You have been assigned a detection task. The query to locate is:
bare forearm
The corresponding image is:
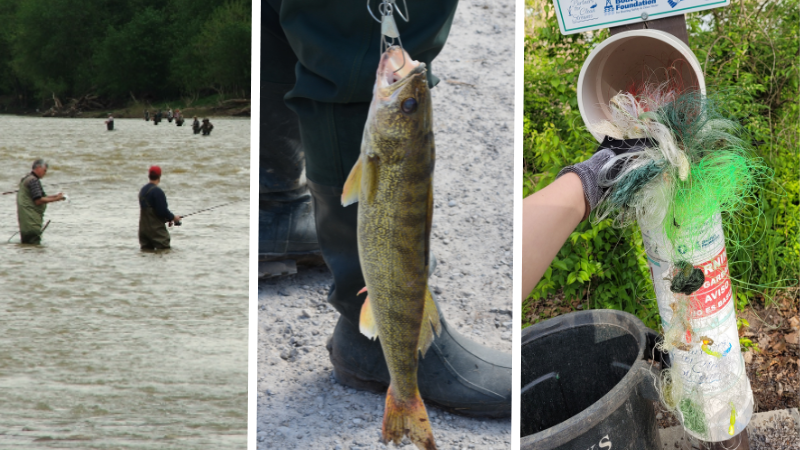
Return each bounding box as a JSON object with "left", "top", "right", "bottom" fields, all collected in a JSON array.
[
  {"left": 34, "top": 194, "right": 63, "bottom": 205},
  {"left": 521, "top": 173, "right": 587, "bottom": 301}
]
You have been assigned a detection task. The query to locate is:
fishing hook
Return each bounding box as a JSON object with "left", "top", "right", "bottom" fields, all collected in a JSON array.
[{"left": 367, "top": 0, "right": 410, "bottom": 73}]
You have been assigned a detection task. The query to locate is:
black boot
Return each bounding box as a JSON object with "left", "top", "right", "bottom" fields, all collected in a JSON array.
[
  {"left": 310, "top": 181, "right": 511, "bottom": 419},
  {"left": 259, "top": 81, "right": 323, "bottom": 271}
]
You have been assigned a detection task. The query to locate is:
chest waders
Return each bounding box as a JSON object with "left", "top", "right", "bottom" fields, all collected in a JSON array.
[
  {"left": 138, "top": 185, "right": 171, "bottom": 249},
  {"left": 17, "top": 175, "right": 46, "bottom": 244}
]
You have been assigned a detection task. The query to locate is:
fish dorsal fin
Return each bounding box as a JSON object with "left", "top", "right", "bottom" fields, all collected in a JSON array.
[
  {"left": 341, "top": 157, "right": 363, "bottom": 206},
  {"left": 359, "top": 289, "right": 379, "bottom": 340},
  {"left": 418, "top": 289, "right": 441, "bottom": 357}
]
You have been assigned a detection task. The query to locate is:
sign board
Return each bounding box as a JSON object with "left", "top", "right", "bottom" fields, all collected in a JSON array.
[{"left": 552, "top": 0, "right": 729, "bottom": 34}]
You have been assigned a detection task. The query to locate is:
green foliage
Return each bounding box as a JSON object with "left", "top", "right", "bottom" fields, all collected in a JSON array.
[
  {"left": 10, "top": 0, "right": 111, "bottom": 96},
  {"left": 169, "top": 0, "right": 251, "bottom": 97},
  {"left": 531, "top": 218, "right": 660, "bottom": 329},
  {"left": 739, "top": 337, "right": 759, "bottom": 352},
  {"left": 736, "top": 317, "right": 760, "bottom": 352},
  {"left": 0, "top": 0, "right": 251, "bottom": 105},
  {"left": 686, "top": 0, "right": 799, "bottom": 302},
  {"left": 196, "top": 0, "right": 251, "bottom": 95},
  {"left": 93, "top": 8, "right": 175, "bottom": 98},
  {"left": 522, "top": 2, "right": 659, "bottom": 329},
  {"left": 523, "top": 0, "right": 798, "bottom": 329}
]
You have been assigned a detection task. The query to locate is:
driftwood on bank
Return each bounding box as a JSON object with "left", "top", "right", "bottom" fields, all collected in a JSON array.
[
  {"left": 212, "top": 98, "right": 251, "bottom": 117},
  {"left": 42, "top": 92, "right": 110, "bottom": 117}
]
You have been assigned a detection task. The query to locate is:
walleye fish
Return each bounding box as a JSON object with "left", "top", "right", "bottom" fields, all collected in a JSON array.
[{"left": 341, "top": 46, "right": 441, "bottom": 450}]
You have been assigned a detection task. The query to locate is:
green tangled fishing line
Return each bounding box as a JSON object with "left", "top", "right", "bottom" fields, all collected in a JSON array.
[
  {"left": 679, "top": 397, "right": 708, "bottom": 437},
  {"left": 591, "top": 89, "right": 773, "bottom": 264}
]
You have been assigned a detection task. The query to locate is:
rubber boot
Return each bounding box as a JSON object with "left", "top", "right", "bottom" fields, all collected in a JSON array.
[
  {"left": 310, "top": 181, "right": 512, "bottom": 419},
  {"left": 259, "top": 81, "right": 324, "bottom": 273}
]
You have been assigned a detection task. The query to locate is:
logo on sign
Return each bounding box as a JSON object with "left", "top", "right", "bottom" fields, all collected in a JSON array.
[
  {"left": 567, "top": 0, "right": 600, "bottom": 21},
  {"left": 615, "top": 0, "right": 657, "bottom": 11}
]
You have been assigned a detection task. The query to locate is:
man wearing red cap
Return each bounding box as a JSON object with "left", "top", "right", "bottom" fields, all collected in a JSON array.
[{"left": 138, "top": 165, "right": 182, "bottom": 250}]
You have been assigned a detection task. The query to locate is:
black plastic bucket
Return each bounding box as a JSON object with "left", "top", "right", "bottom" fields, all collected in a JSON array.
[{"left": 521, "top": 310, "right": 665, "bottom": 450}]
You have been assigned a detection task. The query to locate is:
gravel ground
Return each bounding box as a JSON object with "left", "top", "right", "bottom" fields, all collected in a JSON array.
[
  {"left": 258, "top": 1, "right": 515, "bottom": 449},
  {"left": 658, "top": 409, "right": 800, "bottom": 449},
  {"left": 748, "top": 413, "right": 800, "bottom": 450}
]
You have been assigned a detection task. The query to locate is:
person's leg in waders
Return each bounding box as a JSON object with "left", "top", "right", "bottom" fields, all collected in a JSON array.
[
  {"left": 260, "top": 8, "right": 324, "bottom": 276},
  {"left": 17, "top": 208, "right": 44, "bottom": 244},
  {"left": 19, "top": 225, "right": 43, "bottom": 245},
  {"left": 138, "top": 210, "right": 171, "bottom": 250},
  {"left": 270, "top": 0, "right": 511, "bottom": 418},
  {"left": 138, "top": 219, "right": 170, "bottom": 250}
]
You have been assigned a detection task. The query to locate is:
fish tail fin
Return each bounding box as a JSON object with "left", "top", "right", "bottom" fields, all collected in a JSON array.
[
  {"left": 382, "top": 386, "right": 437, "bottom": 450},
  {"left": 418, "top": 289, "right": 442, "bottom": 356}
]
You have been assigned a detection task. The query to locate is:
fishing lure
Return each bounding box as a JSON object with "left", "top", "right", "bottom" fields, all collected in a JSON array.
[
  {"left": 728, "top": 403, "right": 737, "bottom": 435},
  {"left": 700, "top": 337, "right": 722, "bottom": 358}
]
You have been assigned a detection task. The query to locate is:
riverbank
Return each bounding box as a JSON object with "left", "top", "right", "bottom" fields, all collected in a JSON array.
[{"left": 0, "top": 95, "right": 250, "bottom": 119}]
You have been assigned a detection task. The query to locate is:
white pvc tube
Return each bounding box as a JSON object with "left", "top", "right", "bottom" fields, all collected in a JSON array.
[
  {"left": 641, "top": 214, "right": 754, "bottom": 442},
  {"left": 577, "top": 30, "right": 706, "bottom": 142}
]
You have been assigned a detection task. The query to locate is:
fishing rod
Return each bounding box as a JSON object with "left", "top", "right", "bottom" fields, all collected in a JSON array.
[
  {"left": 7, "top": 219, "right": 50, "bottom": 243},
  {"left": 2, "top": 179, "right": 102, "bottom": 195},
  {"left": 174, "top": 200, "right": 244, "bottom": 225}
]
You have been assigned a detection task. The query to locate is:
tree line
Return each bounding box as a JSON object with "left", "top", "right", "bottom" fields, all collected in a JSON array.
[{"left": 0, "top": 0, "right": 251, "bottom": 109}]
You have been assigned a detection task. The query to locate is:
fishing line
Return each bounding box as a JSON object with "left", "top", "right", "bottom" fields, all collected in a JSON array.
[
  {"left": 7, "top": 220, "right": 50, "bottom": 243},
  {"left": 174, "top": 199, "right": 245, "bottom": 224},
  {"left": 2, "top": 178, "right": 106, "bottom": 195}
]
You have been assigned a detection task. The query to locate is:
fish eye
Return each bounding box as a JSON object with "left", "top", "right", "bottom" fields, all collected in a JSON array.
[{"left": 401, "top": 98, "right": 418, "bottom": 114}]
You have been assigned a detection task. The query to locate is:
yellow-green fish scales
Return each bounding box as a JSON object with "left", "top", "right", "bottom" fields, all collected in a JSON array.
[{"left": 341, "top": 46, "right": 440, "bottom": 450}]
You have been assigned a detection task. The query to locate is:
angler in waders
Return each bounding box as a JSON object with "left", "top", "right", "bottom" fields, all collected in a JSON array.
[
  {"left": 16, "top": 159, "right": 65, "bottom": 244},
  {"left": 138, "top": 166, "right": 182, "bottom": 250},
  {"left": 192, "top": 116, "right": 201, "bottom": 134},
  {"left": 200, "top": 118, "right": 214, "bottom": 136}
]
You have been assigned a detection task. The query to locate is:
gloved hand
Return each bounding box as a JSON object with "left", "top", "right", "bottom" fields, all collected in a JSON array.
[{"left": 556, "top": 136, "right": 654, "bottom": 215}]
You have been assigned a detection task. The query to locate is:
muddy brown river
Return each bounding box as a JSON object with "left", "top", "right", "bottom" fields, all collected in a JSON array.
[{"left": 0, "top": 116, "right": 249, "bottom": 449}]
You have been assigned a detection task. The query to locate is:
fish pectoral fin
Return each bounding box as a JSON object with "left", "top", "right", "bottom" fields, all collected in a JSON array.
[
  {"left": 342, "top": 157, "right": 363, "bottom": 206},
  {"left": 359, "top": 294, "right": 379, "bottom": 340},
  {"left": 418, "top": 289, "right": 442, "bottom": 357}
]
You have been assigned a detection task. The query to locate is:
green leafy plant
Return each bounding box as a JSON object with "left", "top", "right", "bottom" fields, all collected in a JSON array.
[
  {"left": 736, "top": 317, "right": 760, "bottom": 352},
  {"left": 522, "top": 0, "right": 797, "bottom": 330}
]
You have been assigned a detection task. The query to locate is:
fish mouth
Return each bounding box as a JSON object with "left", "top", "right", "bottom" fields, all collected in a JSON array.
[{"left": 377, "top": 46, "right": 426, "bottom": 93}]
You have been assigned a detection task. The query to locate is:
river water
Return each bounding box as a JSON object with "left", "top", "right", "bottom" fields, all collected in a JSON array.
[{"left": 0, "top": 117, "right": 250, "bottom": 449}]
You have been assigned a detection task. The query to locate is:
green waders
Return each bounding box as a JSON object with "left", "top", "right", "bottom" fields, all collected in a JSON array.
[
  {"left": 138, "top": 185, "right": 171, "bottom": 250},
  {"left": 17, "top": 174, "right": 46, "bottom": 244}
]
